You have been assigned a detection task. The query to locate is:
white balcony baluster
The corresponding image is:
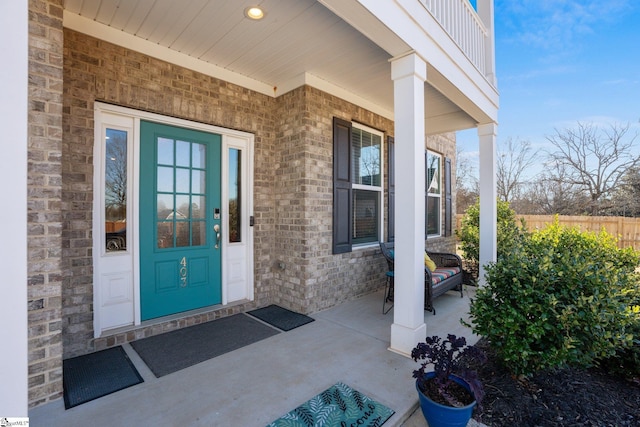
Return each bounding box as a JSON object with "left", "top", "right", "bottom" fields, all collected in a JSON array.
[{"left": 421, "top": 0, "right": 487, "bottom": 75}]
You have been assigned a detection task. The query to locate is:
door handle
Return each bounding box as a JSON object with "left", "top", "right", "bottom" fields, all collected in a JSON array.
[{"left": 214, "top": 224, "right": 221, "bottom": 249}]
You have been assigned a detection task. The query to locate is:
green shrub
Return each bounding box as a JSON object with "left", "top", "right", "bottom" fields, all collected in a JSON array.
[
  {"left": 600, "top": 277, "right": 640, "bottom": 376},
  {"left": 468, "top": 219, "right": 639, "bottom": 376},
  {"left": 456, "top": 200, "right": 528, "bottom": 277}
]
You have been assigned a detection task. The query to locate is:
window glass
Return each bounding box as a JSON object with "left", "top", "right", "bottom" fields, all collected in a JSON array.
[
  {"left": 426, "top": 151, "right": 442, "bottom": 236},
  {"left": 353, "top": 190, "right": 379, "bottom": 244},
  {"left": 351, "top": 124, "right": 383, "bottom": 245},
  {"left": 352, "top": 128, "right": 381, "bottom": 186},
  {"left": 105, "top": 128, "right": 127, "bottom": 252}
]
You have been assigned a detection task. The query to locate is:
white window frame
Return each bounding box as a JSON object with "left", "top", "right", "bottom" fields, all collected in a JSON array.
[{"left": 351, "top": 123, "right": 384, "bottom": 247}]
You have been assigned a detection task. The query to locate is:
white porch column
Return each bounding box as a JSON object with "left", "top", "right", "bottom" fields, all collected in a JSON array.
[
  {"left": 0, "top": 0, "right": 29, "bottom": 417},
  {"left": 389, "top": 52, "right": 427, "bottom": 356},
  {"left": 477, "top": 0, "right": 497, "bottom": 86},
  {"left": 478, "top": 123, "right": 498, "bottom": 286}
]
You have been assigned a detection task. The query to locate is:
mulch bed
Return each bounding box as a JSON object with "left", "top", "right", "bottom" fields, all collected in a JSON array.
[{"left": 471, "top": 339, "right": 640, "bottom": 426}]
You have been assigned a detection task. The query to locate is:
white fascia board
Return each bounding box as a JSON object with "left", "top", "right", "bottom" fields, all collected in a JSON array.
[
  {"left": 360, "top": 0, "right": 499, "bottom": 123},
  {"left": 63, "top": 11, "right": 276, "bottom": 98}
]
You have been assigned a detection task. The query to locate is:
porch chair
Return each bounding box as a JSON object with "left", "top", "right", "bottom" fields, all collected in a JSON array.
[
  {"left": 379, "top": 241, "right": 464, "bottom": 315},
  {"left": 379, "top": 241, "right": 395, "bottom": 314}
]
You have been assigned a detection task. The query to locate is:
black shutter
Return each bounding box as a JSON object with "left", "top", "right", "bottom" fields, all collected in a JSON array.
[
  {"left": 444, "top": 157, "right": 452, "bottom": 237},
  {"left": 387, "top": 136, "right": 395, "bottom": 242},
  {"left": 333, "top": 118, "right": 352, "bottom": 254}
]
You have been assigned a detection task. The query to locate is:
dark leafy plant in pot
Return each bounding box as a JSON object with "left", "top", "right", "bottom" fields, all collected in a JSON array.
[{"left": 412, "top": 334, "right": 486, "bottom": 409}]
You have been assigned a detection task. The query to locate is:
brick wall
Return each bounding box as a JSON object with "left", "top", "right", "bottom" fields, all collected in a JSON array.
[
  {"left": 27, "top": 0, "right": 64, "bottom": 408},
  {"left": 62, "top": 29, "right": 278, "bottom": 357},
  {"left": 27, "top": 23, "right": 460, "bottom": 408}
]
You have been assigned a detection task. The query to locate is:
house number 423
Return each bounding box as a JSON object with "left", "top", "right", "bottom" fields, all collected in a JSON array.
[{"left": 179, "top": 256, "right": 187, "bottom": 287}]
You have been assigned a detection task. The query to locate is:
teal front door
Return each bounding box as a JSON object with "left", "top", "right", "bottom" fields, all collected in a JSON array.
[{"left": 140, "top": 121, "right": 222, "bottom": 320}]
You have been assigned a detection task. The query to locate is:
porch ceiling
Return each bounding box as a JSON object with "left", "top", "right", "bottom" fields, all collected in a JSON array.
[{"left": 63, "top": 0, "right": 476, "bottom": 133}]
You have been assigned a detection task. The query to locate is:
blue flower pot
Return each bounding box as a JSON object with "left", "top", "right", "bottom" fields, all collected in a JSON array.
[{"left": 416, "top": 372, "right": 476, "bottom": 427}]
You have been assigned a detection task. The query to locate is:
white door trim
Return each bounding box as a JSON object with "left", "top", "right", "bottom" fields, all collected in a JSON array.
[{"left": 93, "top": 102, "right": 255, "bottom": 337}]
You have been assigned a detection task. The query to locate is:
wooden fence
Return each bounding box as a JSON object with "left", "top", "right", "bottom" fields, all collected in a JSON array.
[{"left": 456, "top": 214, "right": 640, "bottom": 251}]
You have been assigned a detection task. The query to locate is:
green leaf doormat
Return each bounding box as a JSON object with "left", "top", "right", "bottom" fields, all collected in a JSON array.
[{"left": 266, "top": 382, "right": 394, "bottom": 427}]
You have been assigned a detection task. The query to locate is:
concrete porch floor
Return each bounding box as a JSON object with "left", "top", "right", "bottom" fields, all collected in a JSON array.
[{"left": 30, "top": 286, "right": 481, "bottom": 427}]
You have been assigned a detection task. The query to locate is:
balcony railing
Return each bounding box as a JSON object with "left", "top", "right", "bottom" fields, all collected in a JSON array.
[{"left": 421, "top": 0, "right": 488, "bottom": 75}]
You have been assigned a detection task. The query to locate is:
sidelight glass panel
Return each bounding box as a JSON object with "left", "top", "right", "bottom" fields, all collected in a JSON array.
[
  {"left": 229, "top": 148, "right": 241, "bottom": 243},
  {"left": 105, "top": 128, "right": 128, "bottom": 252}
]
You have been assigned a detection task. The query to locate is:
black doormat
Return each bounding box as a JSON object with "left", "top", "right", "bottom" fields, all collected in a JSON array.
[
  {"left": 63, "top": 346, "right": 143, "bottom": 409},
  {"left": 130, "top": 314, "right": 280, "bottom": 377},
  {"left": 247, "top": 304, "right": 315, "bottom": 331}
]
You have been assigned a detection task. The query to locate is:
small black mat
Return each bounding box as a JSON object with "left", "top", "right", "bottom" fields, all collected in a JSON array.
[
  {"left": 247, "top": 304, "right": 315, "bottom": 331},
  {"left": 130, "top": 314, "right": 280, "bottom": 377},
  {"left": 63, "top": 346, "right": 143, "bottom": 409}
]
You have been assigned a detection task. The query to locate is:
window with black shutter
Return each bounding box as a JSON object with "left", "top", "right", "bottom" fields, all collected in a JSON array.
[{"left": 332, "top": 118, "right": 383, "bottom": 253}]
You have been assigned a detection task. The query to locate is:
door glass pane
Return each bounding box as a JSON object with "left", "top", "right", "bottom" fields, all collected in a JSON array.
[
  {"left": 229, "top": 148, "right": 241, "bottom": 243},
  {"left": 157, "top": 222, "right": 173, "bottom": 248},
  {"left": 175, "top": 195, "right": 190, "bottom": 219},
  {"left": 175, "top": 222, "right": 190, "bottom": 247},
  {"left": 192, "top": 143, "right": 206, "bottom": 168},
  {"left": 157, "top": 166, "right": 174, "bottom": 192},
  {"left": 105, "top": 128, "right": 127, "bottom": 252},
  {"left": 192, "top": 170, "right": 205, "bottom": 194},
  {"left": 176, "top": 168, "right": 190, "bottom": 193},
  {"left": 156, "top": 137, "right": 208, "bottom": 249},
  {"left": 157, "top": 138, "right": 174, "bottom": 165},
  {"left": 192, "top": 195, "right": 206, "bottom": 219},
  {"left": 176, "top": 140, "right": 190, "bottom": 167}
]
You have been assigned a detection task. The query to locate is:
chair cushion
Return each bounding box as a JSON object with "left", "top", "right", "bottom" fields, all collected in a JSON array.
[{"left": 430, "top": 267, "right": 461, "bottom": 284}]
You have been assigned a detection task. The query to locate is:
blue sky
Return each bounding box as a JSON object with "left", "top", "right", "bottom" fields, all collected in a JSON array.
[{"left": 457, "top": 0, "right": 640, "bottom": 178}]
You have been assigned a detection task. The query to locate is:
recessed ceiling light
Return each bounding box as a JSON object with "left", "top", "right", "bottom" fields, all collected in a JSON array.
[{"left": 245, "top": 6, "right": 265, "bottom": 20}]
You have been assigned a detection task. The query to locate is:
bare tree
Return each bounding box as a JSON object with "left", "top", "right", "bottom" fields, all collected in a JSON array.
[
  {"left": 455, "top": 146, "right": 478, "bottom": 213},
  {"left": 610, "top": 166, "right": 640, "bottom": 217},
  {"left": 546, "top": 122, "right": 640, "bottom": 215},
  {"left": 523, "top": 162, "right": 590, "bottom": 215},
  {"left": 497, "top": 137, "right": 538, "bottom": 203},
  {"left": 105, "top": 131, "right": 127, "bottom": 221}
]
